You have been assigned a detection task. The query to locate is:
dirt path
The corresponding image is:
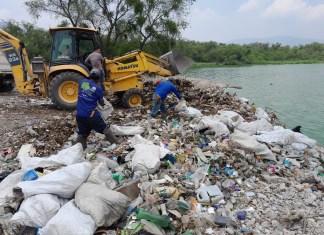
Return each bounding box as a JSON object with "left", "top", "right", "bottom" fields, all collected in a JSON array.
[{"left": 0, "top": 90, "right": 76, "bottom": 156}]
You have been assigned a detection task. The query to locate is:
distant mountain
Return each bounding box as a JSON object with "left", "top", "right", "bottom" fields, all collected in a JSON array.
[{"left": 228, "top": 36, "right": 324, "bottom": 46}]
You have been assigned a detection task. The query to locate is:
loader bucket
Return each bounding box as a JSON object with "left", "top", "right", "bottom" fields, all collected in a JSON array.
[{"left": 160, "top": 48, "right": 194, "bottom": 75}]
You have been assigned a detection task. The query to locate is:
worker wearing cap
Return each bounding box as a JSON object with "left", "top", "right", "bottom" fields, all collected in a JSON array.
[
  {"left": 151, "top": 78, "right": 182, "bottom": 120},
  {"left": 76, "top": 69, "right": 120, "bottom": 150}
]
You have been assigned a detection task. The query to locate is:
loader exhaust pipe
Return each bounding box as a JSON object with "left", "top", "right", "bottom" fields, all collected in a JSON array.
[{"left": 160, "top": 48, "right": 194, "bottom": 75}]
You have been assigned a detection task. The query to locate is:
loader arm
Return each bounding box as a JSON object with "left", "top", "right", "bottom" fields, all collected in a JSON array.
[
  {"left": 0, "top": 29, "right": 36, "bottom": 94},
  {"left": 107, "top": 50, "right": 172, "bottom": 82},
  {"left": 106, "top": 49, "right": 192, "bottom": 92}
]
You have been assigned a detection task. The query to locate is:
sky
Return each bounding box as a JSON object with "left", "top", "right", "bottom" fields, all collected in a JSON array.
[{"left": 1, "top": 0, "right": 324, "bottom": 43}]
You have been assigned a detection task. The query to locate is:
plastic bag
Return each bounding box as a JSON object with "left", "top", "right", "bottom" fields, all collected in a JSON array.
[
  {"left": 10, "top": 194, "right": 62, "bottom": 228},
  {"left": 20, "top": 143, "right": 84, "bottom": 170},
  {"left": 40, "top": 200, "right": 96, "bottom": 235},
  {"left": 97, "top": 97, "right": 113, "bottom": 120},
  {"left": 75, "top": 182, "right": 130, "bottom": 227},
  {"left": 18, "top": 162, "right": 91, "bottom": 199}
]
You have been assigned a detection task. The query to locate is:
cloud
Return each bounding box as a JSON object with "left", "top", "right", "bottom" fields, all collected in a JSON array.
[
  {"left": 182, "top": 7, "right": 230, "bottom": 41},
  {"left": 264, "top": 0, "right": 324, "bottom": 21},
  {"left": 237, "top": 0, "right": 262, "bottom": 13}
]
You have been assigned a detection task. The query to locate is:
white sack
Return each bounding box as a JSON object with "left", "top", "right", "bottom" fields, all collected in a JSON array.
[
  {"left": 180, "top": 107, "right": 203, "bottom": 118},
  {"left": 97, "top": 97, "right": 114, "bottom": 120},
  {"left": 256, "top": 129, "right": 316, "bottom": 147},
  {"left": 174, "top": 99, "right": 187, "bottom": 112},
  {"left": 132, "top": 144, "right": 161, "bottom": 174},
  {"left": 190, "top": 116, "right": 230, "bottom": 137},
  {"left": 87, "top": 162, "right": 116, "bottom": 189},
  {"left": 110, "top": 125, "right": 145, "bottom": 136},
  {"left": 293, "top": 132, "right": 317, "bottom": 148},
  {"left": 75, "top": 182, "right": 130, "bottom": 227},
  {"left": 129, "top": 135, "right": 153, "bottom": 148},
  {"left": 291, "top": 143, "right": 308, "bottom": 151},
  {"left": 175, "top": 100, "right": 202, "bottom": 118},
  {"left": 237, "top": 118, "right": 273, "bottom": 135},
  {"left": 255, "top": 108, "right": 271, "bottom": 121},
  {"left": 216, "top": 110, "right": 244, "bottom": 128},
  {"left": 256, "top": 129, "right": 296, "bottom": 146},
  {"left": 18, "top": 162, "right": 91, "bottom": 198},
  {"left": 10, "top": 194, "right": 61, "bottom": 228},
  {"left": 0, "top": 170, "right": 24, "bottom": 209},
  {"left": 230, "top": 130, "right": 276, "bottom": 161},
  {"left": 20, "top": 143, "right": 84, "bottom": 170},
  {"left": 40, "top": 200, "right": 96, "bottom": 235}
]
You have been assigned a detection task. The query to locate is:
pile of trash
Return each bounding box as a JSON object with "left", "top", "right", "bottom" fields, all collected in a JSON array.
[{"left": 1, "top": 78, "right": 324, "bottom": 234}]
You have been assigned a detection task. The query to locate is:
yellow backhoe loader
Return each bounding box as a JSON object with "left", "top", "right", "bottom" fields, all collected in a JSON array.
[
  {"left": 0, "top": 27, "right": 193, "bottom": 109},
  {"left": 0, "top": 51, "right": 14, "bottom": 91}
]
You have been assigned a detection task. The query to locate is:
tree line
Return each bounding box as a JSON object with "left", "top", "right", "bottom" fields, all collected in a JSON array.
[{"left": 177, "top": 40, "right": 324, "bottom": 66}]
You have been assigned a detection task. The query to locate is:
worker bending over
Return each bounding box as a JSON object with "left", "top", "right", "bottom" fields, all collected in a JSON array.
[
  {"left": 151, "top": 78, "right": 182, "bottom": 120},
  {"left": 76, "top": 69, "right": 120, "bottom": 150}
]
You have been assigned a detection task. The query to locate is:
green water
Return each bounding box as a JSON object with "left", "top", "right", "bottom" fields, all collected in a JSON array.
[{"left": 184, "top": 64, "right": 324, "bottom": 145}]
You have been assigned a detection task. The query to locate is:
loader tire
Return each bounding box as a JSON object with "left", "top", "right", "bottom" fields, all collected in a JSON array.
[
  {"left": 49, "top": 71, "right": 83, "bottom": 110},
  {"left": 122, "top": 89, "right": 145, "bottom": 108}
]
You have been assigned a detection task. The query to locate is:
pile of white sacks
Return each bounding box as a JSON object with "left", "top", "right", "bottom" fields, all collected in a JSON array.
[{"left": 0, "top": 144, "right": 131, "bottom": 234}]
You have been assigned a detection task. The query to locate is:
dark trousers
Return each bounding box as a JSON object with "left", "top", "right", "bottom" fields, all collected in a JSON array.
[
  {"left": 150, "top": 94, "right": 166, "bottom": 118},
  {"left": 76, "top": 115, "right": 108, "bottom": 138}
]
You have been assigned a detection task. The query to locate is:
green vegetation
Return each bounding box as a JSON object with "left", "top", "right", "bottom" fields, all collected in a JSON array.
[{"left": 176, "top": 40, "right": 324, "bottom": 66}]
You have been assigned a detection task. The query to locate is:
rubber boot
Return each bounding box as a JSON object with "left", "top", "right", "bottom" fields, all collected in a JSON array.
[
  {"left": 76, "top": 135, "right": 87, "bottom": 150},
  {"left": 103, "top": 127, "right": 121, "bottom": 144},
  {"left": 161, "top": 112, "right": 167, "bottom": 120}
]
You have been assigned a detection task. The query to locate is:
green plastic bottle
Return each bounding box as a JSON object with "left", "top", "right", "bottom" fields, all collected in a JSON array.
[{"left": 135, "top": 208, "right": 171, "bottom": 228}]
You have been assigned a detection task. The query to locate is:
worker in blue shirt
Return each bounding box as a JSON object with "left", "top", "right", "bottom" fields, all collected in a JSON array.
[
  {"left": 151, "top": 78, "right": 182, "bottom": 120},
  {"left": 76, "top": 69, "right": 119, "bottom": 150}
]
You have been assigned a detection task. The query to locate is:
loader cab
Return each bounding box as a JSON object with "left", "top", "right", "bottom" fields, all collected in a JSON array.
[{"left": 49, "top": 27, "right": 101, "bottom": 68}]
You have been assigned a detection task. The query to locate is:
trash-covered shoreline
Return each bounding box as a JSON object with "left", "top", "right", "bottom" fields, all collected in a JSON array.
[{"left": 0, "top": 78, "right": 324, "bottom": 235}]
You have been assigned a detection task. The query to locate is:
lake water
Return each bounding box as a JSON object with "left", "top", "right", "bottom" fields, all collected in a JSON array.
[{"left": 184, "top": 64, "right": 324, "bottom": 146}]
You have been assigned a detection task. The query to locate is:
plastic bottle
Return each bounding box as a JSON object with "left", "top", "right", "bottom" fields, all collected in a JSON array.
[{"left": 135, "top": 208, "right": 171, "bottom": 228}]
